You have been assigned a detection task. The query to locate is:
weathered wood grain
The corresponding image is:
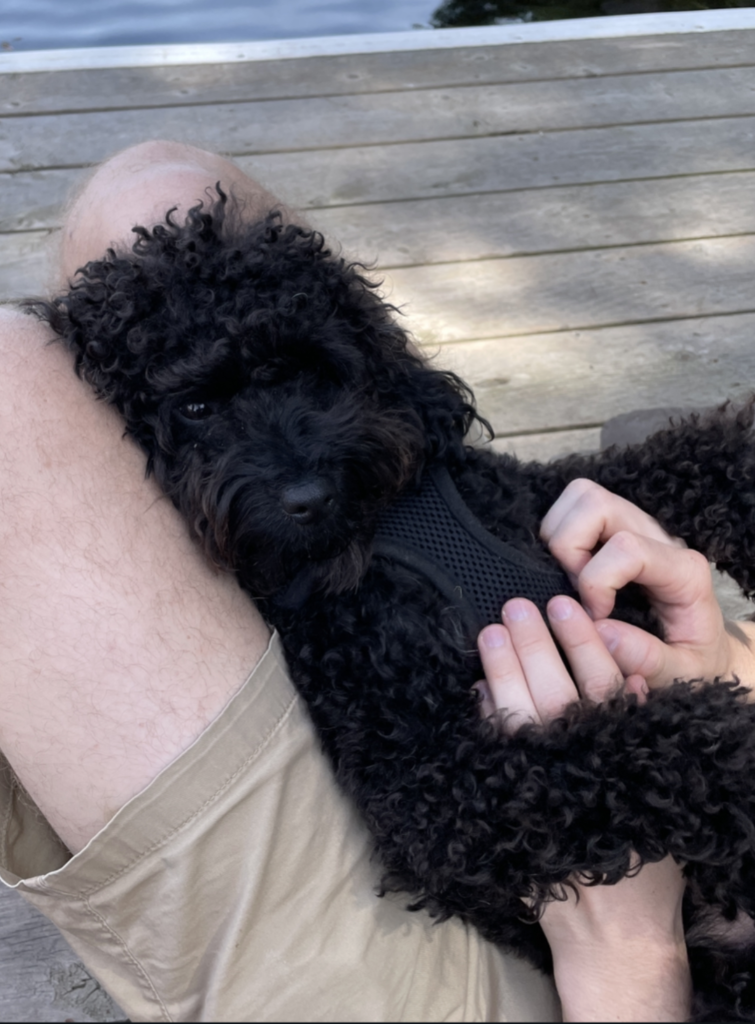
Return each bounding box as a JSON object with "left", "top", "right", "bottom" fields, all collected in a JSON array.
[
  {"left": 435, "top": 311, "right": 755, "bottom": 435},
  {"left": 3, "top": 32, "right": 754, "bottom": 117},
  {"left": 0, "top": 229, "right": 56, "bottom": 300},
  {"left": 4, "top": 115, "right": 755, "bottom": 234},
  {"left": 0, "top": 886, "right": 125, "bottom": 1023},
  {"left": 4, "top": 170, "right": 755, "bottom": 300},
  {"left": 384, "top": 235, "right": 755, "bottom": 344},
  {"left": 3, "top": 66, "right": 755, "bottom": 174},
  {"left": 0, "top": 169, "right": 80, "bottom": 233},
  {"left": 239, "top": 115, "right": 755, "bottom": 211},
  {"left": 317, "top": 171, "right": 755, "bottom": 267}
]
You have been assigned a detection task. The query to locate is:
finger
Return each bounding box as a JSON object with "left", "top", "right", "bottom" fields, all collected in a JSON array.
[
  {"left": 546, "top": 595, "right": 625, "bottom": 703},
  {"left": 578, "top": 531, "right": 716, "bottom": 629},
  {"left": 478, "top": 623, "right": 542, "bottom": 730},
  {"left": 541, "top": 479, "right": 682, "bottom": 579},
  {"left": 501, "top": 599, "right": 580, "bottom": 722},
  {"left": 595, "top": 618, "right": 694, "bottom": 690}
]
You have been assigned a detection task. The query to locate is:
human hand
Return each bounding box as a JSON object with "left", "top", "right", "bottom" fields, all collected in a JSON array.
[
  {"left": 477, "top": 602, "right": 691, "bottom": 1021},
  {"left": 540, "top": 478, "right": 755, "bottom": 693},
  {"left": 476, "top": 594, "right": 646, "bottom": 726}
]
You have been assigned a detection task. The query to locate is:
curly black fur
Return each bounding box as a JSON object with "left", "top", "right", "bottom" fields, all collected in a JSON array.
[{"left": 31, "top": 190, "right": 755, "bottom": 1020}]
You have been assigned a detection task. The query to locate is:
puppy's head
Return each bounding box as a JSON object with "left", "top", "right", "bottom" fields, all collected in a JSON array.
[{"left": 35, "top": 190, "right": 487, "bottom": 596}]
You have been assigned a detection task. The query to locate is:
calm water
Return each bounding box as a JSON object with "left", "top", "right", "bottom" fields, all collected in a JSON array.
[{"left": 0, "top": 0, "right": 443, "bottom": 51}]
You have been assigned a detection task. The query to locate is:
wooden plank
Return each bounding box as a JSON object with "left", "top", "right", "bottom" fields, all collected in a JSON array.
[
  {"left": 0, "top": 230, "right": 56, "bottom": 300},
  {"left": 2, "top": 170, "right": 752, "bottom": 299},
  {"left": 385, "top": 235, "right": 755, "bottom": 344},
  {"left": 315, "top": 171, "right": 755, "bottom": 267},
  {"left": 4, "top": 33, "right": 755, "bottom": 117},
  {"left": 5, "top": 115, "right": 755, "bottom": 233},
  {"left": 221, "top": 116, "right": 755, "bottom": 210},
  {"left": 4, "top": 66, "right": 755, "bottom": 174},
  {"left": 2, "top": 170, "right": 753, "bottom": 301},
  {"left": 6, "top": 230, "right": 753, "bottom": 345},
  {"left": 0, "top": 169, "right": 79, "bottom": 233},
  {"left": 0, "top": 886, "right": 125, "bottom": 1022},
  {"left": 433, "top": 311, "right": 755, "bottom": 436}
]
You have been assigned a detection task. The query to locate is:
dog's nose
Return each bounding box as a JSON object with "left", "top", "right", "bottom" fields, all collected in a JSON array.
[{"left": 281, "top": 478, "right": 336, "bottom": 524}]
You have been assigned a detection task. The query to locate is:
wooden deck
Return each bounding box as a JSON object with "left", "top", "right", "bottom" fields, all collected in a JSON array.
[{"left": 2, "top": 12, "right": 755, "bottom": 1020}]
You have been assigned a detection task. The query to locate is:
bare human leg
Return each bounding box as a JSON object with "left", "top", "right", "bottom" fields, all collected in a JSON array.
[{"left": 0, "top": 142, "right": 284, "bottom": 853}]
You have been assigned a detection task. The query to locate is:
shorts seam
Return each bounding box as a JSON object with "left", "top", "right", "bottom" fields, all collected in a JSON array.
[
  {"left": 82, "top": 894, "right": 174, "bottom": 1023},
  {"left": 42, "top": 689, "right": 300, "bottom": 899}
]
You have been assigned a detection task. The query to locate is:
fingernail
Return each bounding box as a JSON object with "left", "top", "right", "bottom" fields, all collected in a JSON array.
[
  {"left": 481, "top": 626, "right": 506, "bottom": 649},
  {"left": 503, "top": 599, "right": 529, "bottom": 622},
  {"left": 549, "top": 596, "right": 572, "bottom": 622},
  {"left": 596, "top": 622, "right": 620, "bottom": 653}
]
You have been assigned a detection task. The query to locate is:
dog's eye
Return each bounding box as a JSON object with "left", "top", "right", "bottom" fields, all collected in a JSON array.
[{"left": 178, "top": 401, "right": 212, "bottom": 421}]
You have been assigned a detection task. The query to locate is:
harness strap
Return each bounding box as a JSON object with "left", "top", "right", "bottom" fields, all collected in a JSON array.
[{"left": 373, "top": 463, "right": 575, "bottom": 638}]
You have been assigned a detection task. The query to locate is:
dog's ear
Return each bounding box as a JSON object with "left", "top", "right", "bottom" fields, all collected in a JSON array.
[
  {"left": 26, "top": 249, "right": 172, "bottom": 470},
  {"left": 44, "top": 256, "right": 150, "bottom": 389},
  {"left": 30, "top": 253, "right": 160, "bottom": 418},
  {"left": 347, "top": 308, "right": 492, "bottom": 461},
  {"left": 411, "top": 357, "right": 491, "bottom": 459},
  {"left": 313, "top": 255, "right": 492, "bottom": 461},
  {"left": 26, "top": 193, "right": 230, "bottom": 415},
  {"left": 394, "top": 352, "right": 492, "bottom": 461}
]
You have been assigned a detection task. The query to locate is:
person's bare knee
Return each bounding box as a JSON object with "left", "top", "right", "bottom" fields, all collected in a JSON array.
[{"left": 59, "top": 140, "right": 297, "bottom": 285}]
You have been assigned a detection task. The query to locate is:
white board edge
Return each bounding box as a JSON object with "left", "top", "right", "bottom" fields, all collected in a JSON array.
[{"left": 2, "top": 9, "right": 755, "bottom": 75}]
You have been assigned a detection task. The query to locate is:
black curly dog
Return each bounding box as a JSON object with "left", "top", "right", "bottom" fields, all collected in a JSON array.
[{"left": 34, "top": 191, "right": 755, "bottom": 1020}]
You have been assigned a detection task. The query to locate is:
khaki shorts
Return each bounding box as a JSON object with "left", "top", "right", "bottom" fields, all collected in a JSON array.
[{"left": 0, "top": 632, "right": 560, "bottom": 1023}]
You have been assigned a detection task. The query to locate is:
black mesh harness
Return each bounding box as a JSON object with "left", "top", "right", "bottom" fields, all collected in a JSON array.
[{"left": 372, "top": 463, "right": 576, "bottom": 639}]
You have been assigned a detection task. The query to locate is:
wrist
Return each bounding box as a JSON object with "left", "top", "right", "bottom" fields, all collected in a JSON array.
[{"left": 553, "top": 939, "right": 691, "bottom": 1022}]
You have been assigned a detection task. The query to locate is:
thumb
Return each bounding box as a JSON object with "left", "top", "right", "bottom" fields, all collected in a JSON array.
[{"left": 595, "top": 620, "right": 677, "bottom": 689}]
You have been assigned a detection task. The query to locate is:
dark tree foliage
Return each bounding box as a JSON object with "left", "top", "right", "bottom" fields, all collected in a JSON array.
[{"left": 431, "top": 0, "right": 752, "bottom": 26}]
